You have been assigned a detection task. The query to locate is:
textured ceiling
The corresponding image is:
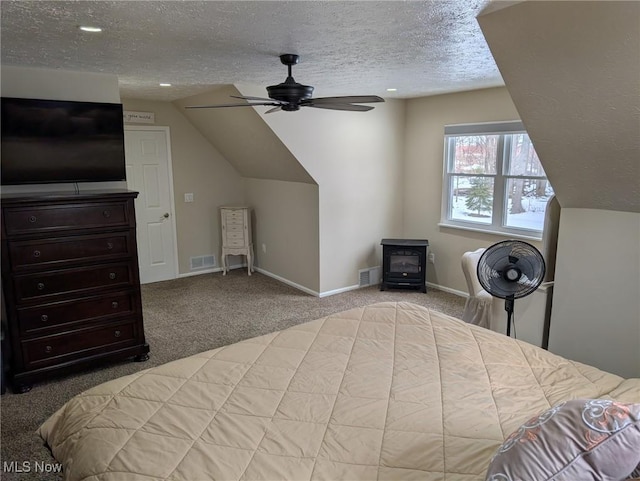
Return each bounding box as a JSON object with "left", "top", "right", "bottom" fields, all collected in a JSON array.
[{"left": 0, "top": 0, "right": 504, "bottom": 101}]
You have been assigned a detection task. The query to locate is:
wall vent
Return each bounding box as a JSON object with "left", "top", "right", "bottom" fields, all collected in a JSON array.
[
  {"left": 190, "top": 255, "right": 216, "bottom": 270},
  {"left": 358, "top": 266, "right": 381, "bottom": 287}
]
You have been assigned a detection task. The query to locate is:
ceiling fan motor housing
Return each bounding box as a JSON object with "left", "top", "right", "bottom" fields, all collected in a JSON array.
[
  {"left": 266, "top": 53, "right": 314, "bottom": 110},
  {"left": 266, "top": 79, "right": 314, "bottom": 109}
]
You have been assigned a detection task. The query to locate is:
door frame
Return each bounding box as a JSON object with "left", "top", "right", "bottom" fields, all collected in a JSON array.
[{"left": 124, "top": 125, "right": 179, "bottom": 283}]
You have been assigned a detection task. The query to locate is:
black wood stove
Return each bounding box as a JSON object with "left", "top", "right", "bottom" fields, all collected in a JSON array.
[{"left": 380, "top": 239, "right": 429, "bottom": 293}]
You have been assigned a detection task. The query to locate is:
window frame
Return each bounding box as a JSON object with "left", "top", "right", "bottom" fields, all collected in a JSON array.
[{"left": 440, "top": 121, "right": 552, "bottom": 240}]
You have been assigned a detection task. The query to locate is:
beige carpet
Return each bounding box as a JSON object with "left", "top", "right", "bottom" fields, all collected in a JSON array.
[{"left": 0, "top": 271, "right": 465, "bottom": 481}]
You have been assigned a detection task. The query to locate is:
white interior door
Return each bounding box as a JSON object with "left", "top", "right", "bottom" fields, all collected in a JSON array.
[{"left": 124, "top": 126, "right": 177, "bottom": 284}]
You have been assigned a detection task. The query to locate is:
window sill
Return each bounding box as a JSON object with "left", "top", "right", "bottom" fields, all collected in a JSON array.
[{"left": 438, "top": 222, "right": 543, "bottom": 242}]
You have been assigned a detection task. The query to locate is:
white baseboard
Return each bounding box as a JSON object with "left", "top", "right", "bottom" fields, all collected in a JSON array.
[
  {"left": 178, "top": 262, "right": 247, "bottom": 279},
  {"left": 178, "top": 267, "right": 221, "bottom": 278},
  {"left": 176, "top": 265, "right": 468, "bottom": 300},
  {"left": 318, "top": 284, "right": 361, "bottom": 298},
  {"left": 253, "top": 267, "right": 320, "bottom": 297},
  {"left": 426, "top": 282, "right": 468, "bottom": 298}
]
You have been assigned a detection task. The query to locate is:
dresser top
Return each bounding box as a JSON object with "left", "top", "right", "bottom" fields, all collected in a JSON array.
[{"left": 1, "top": 189, "right": 139, "bottom": 204}]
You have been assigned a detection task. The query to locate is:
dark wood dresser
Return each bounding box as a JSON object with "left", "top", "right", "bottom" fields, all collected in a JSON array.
[{"left": 1, "top": 190, "right": 149, "bottom": 392}]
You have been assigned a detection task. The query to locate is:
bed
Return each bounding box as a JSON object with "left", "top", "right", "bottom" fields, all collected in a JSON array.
[{"left": 39, "top": 302, "right": 640, "bottom": 480}]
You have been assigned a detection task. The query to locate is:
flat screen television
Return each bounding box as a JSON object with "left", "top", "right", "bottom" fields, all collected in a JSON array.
[{"left": 1, "top": 97, "right": 126, "bottom": 185}]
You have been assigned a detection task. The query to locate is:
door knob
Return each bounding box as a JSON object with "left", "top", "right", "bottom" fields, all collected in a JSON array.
[{"left": 162, "top": 212, "right": 170, "bottom": 219}]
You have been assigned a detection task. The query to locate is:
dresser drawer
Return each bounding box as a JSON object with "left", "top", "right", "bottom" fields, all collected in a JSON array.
[
  {"left": 22, "top": 322, "right": 137, "bottom": 368},
  {"left": 8, "top": 232, "right": 132, "bottom": 270},
  {"left": 226, "top": 231, "right": 246, "bottom": 241},
  {"left": 224, "top": 211, "right": 245, "bottom": 223},
  {"left": 17, "top": 292, "right": 136, "bottom": 335},
  {"left": 225, "top": 223, "right": 245, "bottom": 234},
  {"left": 3, "top": 202, "right": 130, "bottom": 235},
  {"left": 14, "top": 263, "right": 133, "bottom": 303}
]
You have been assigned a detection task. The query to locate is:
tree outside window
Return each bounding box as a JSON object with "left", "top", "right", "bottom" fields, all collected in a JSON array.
[{"left": 442, "top": 122, "right": 553, "bottom": 236}]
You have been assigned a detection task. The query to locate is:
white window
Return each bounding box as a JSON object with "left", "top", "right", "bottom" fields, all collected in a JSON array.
[{"left": 441, "top": 121, "right": 554, "bottom": 238}]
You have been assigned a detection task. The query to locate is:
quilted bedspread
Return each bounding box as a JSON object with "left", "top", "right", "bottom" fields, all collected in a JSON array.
[{"left": 39, "top": 302, "right": 640, "bottom": 481}]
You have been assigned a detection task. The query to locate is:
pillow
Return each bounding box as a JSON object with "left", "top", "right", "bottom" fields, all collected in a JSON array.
[{"left": 485, "top": 398, "right": 640, "bottom": 481}]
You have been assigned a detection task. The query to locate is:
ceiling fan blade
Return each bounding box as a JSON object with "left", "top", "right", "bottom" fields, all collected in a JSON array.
[
  {"left": 302, "top": 95, "right": 385, "bottom": 105},
  {"left": 304, "top": 103, "right": 375, "bottom": 112},
  {"left": 230, "top": 95, "right": 277, "bottom": 102},
  {"left": 265, "top": 106, "right": 282, "bottom": 114},
  {"left": 185, "top": 102, "right": 279, "bottom": 109}
]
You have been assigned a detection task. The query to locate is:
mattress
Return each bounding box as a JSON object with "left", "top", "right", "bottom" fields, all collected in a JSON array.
[{"left": 39, "top": 302, "right": 640, "bottom": 480}]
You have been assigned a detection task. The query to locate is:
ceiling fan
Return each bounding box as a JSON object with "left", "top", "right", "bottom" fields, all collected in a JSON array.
[{"left": 185, "top": 54, "right": 385, "bottom": 113}]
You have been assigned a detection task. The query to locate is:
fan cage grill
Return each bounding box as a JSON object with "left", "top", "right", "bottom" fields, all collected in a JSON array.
[{"left": 477, "top": 240, "right": 545, "bottom": 299}]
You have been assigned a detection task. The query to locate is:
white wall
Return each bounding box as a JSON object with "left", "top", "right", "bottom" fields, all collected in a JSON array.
[
  {"left": 248, "top": 96, "right": 406, "bottom": 295},
  {"left": 548, "top": 209, "right": 640, "bottom": 378}
]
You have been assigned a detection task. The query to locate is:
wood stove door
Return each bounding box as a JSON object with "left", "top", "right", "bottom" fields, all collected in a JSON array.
[{"left": 388, "top": 251, "right": 421, "bottom": 280}]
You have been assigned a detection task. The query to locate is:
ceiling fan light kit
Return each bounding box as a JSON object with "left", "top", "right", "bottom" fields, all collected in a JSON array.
[
  {"left": 186, "top": 54, "right": 384, "bottom": 113},
  {"left": 476, "top": 240, "right": 546, "bottom": 338}
]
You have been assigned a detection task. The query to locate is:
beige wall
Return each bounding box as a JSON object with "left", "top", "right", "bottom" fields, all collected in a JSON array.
[
  {"left": 121, "top": 99, "right": 245, "bottom": 276},
  {"left": 175, "top": 86, "right": 315, "bottom": 184},
  {"left": 248, "top": 95, "right": 406, "bottom": 294},
  {"left": 549, "top": 209, "right": 640, "bottom": 378},
  {"left": 403, "top": 87, "right": 542, "bottom": 294},
  {"left": 478, "top": 0, "right": 640, "bottom": 214},
  {"left": 244, "top": 178, "right": 320, "bottom": 292},
  {"left": 1, "top": 65, "right": 120, "bottom": 103},
  {"left": 479, "top": 2, "right": 639, "bottom": 376}
]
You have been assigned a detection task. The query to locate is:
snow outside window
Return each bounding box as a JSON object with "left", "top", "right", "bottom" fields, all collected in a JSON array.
[{"left": 441, "top": 121, "right": 553, "bottom": 238}]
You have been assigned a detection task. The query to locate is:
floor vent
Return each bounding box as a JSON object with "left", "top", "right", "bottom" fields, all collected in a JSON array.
[
  {"left": 190, "top": 255, "right": 215, "bottom": 270},
  {"left": 358, "top": 266, "right": 381, "bottom": 287}
]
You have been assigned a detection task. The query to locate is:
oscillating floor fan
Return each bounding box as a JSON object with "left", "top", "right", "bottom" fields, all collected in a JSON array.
[{"left": 477, "top": 240, "right": 546, "bottom": 338}]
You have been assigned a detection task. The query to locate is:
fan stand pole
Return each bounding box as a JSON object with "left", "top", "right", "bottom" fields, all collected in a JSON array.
[{"left": 504, "top": 296, "right": 515, "bottom": 337}]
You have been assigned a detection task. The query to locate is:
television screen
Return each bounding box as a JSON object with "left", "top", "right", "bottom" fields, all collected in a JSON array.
[{"left": 1, "top": 97, "right": 126, "bottom": 185}]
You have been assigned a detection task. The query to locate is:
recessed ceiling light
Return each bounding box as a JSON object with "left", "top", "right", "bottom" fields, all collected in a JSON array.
[
  {"left": 79, "top": 26, "right": 102, "bottom": 33},
  {"left": 159, "top": 83, "right": 172, "bottom": 87},
  {"left": 386, "top": 88, "right": 398, "bottom": 92}
]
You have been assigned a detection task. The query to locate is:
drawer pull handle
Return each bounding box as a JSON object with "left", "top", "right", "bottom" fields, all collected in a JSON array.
[
  {"left": 114, "top": 330, "right": 121, "bottom": 338},
  {"left": 29, "top": 215, "right": 37, "bottom": 223},
  {"left": 33, "top": 250, "right": 41, "bottom": 258},
  {"left": 103, "top": 210, "right": 111, "bottom": 218},
  {"left": 45, "top": 345, "right": 52, "bottom": 353},
  {"left": 41, "top": 314, "right": 49, "bottom": 322},
  {"left": 111, "top": 301, "right": 119, "bottom": 309},
  {"left": 107, "top": 242, "right": 114, "bottom": 250},
  {"left": 109, "top": 272, "right": 117, "bottom": 280},
  {"left": 37, "top": 282, "right": 45, "bottom": 291}
]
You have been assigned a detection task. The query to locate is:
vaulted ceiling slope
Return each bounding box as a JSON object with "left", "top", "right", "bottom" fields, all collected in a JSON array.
[
  {"left": 174, "top": 85, "right": 315, "bottom": 185},
  {"left": 478, "top": 1, "right": 640, "bottom": 213}
]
